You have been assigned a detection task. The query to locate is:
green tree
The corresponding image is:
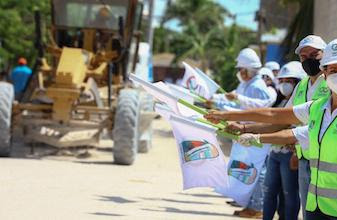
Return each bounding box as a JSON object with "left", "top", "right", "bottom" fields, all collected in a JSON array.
[
  {"left": 158, "top": 0, "right": 258, "bottom": 91},
  {"left": 0, "top": 0, "right": 50, "bottom": 69}
]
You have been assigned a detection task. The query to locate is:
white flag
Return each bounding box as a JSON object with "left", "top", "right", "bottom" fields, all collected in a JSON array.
[
  {"left": 130, "top": 74, "right": 202, "bottom": 118},
  {"left": 130, "top": 74, "right": 180, "bottom": 114},
  {"left": 167, "top": 83, "right": 196, "bottom": 103},
  {"left": 180, "top": 62, "right": 211, "bottom": 99},
  {"left": 154, "top": 103, "right": 174, "bottom": 121},
  {"left": 169, "top": 115, "right": 229, "bottom": 190},
  {"left": 195, "top": 68, "right": 221, "bottom": 97},
  {"left": 215, "top": 142, "right": 270, "bottom": 206}
]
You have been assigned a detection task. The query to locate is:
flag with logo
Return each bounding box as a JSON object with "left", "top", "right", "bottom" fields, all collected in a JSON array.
[
  {"left": 169, "top": 114, "right": 229, "bottom": 189},
  {"left": 180, "top": 62, "right": 212, "bottom": 99},
  {"left": 215, "top": 142, "right": 270, "bottom": 206},
  {"left": 194, "top": 68, "right": 222, "bottom": 96}
]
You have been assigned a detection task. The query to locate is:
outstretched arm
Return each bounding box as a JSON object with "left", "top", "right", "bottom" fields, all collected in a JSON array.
[
  {"left": 260, "top": 129, "right": 297, "bottom": 145},
  {"left": 238, "top": 129, "right": 297, "bottom": 146},
  {"left": 226, "top": 122, "right": 291, "bottom": 134},
  {"left": 205, "top": 107, "right": 301, "bottom": 125}
]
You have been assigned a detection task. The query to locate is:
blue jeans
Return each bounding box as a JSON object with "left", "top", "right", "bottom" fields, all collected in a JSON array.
[
  {"left": 247, "top": 157, "right": 267, "bottom": 211},
  {"left": 299, "top": 158, "right": 311, "bottom": 220},
  {"left": 263, "top": 151, "right": 300, "bottom": 220}
]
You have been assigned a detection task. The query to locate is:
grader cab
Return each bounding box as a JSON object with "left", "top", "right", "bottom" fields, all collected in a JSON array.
[{"left": 0, "top": 0, "right": 154, "bottom": 165}]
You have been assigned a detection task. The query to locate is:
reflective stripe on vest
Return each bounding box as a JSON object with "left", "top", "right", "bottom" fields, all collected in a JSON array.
[
  {"left": 308, "top": 184, "right": 337, "bottom": 199},
  {"left": 293, "top": 77, "right": 330, "bottom": 160},
  {"left": 310, "top": 159, "right": 337, "bottom": 173},
  {"left": 307, "top": 96, "right": 337, "bottom": 216}
]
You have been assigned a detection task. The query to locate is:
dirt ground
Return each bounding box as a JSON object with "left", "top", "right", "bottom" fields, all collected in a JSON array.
[{"left": 0, "top": 118, "right": 254, "bottom": 220}]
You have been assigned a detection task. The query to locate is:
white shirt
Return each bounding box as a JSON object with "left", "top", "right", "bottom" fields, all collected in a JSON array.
[
  {"left": 292, "top": 125, "right": 309, "bottom": 150},
  {"left": 286, "top": 74, "right": 325, "bottom": 107},
  {"left": 237, "top": 86, "right": 277, "bottom": 109},
  {"left": 292, "top": 97, "right": 337, "bottom": 149}
]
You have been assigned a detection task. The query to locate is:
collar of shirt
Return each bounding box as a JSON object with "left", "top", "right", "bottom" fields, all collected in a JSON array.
[
  {"left": 321, "top": 97, "right": 337, "bottom": 121},
  {"left": 240, "top": 74, "right": 261, "bottom": 90},
  {"left": 318, "top": 97, "right": 337, "bottom": 141},
  {"left": 307, "top": 74, "right": 325, "bottom": 98}
]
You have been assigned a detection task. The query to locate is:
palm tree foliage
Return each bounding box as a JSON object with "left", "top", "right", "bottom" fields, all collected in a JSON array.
[{"left": 156, "top": 0, "right": 257, "bottom": 91}]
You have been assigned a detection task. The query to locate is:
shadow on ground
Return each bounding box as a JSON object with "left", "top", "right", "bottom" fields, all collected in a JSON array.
[
  {"left": 139, "top": 197, "right": 214, "bottom": 205},
  {"left": 96, "top": 195, "right": 137, "bottom": 204},
  {"left": 142, "top": 207, "right": 236, "bottom": 218}
]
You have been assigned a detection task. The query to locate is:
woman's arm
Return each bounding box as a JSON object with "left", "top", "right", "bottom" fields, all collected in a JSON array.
[
  {"left": 226, "top": 122, "right": 291, "bottom": 134},
  {"left": 205, "top": 107, "right": 301, "bottom": 125},
  {"left": 238, "top": 129, "right": 298, "bottom": 146},
  {"left": 260, "top": 129, "right": 297, "bottom": 145}
]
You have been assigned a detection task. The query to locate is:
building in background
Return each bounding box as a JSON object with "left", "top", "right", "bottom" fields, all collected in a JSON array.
[
  {"left": 314, "top": 0, "right": 337, "bottom": 42},
  {"left": 259, "top": 0, "right": 297, "bottom": 64}
]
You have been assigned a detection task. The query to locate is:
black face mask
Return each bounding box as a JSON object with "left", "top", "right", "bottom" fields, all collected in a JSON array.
[{"left": 301, "top": 58, "right": 321, "bottom": 76}]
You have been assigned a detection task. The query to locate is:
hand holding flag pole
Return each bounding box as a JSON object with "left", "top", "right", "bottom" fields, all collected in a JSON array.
[{"left": 130, "top": 74, "right": 262, "bottom": 148}]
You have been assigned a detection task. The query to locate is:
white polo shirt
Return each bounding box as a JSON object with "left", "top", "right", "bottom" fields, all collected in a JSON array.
[
  {"left": 291, "top": 97, "right": 337, "bottom": 149},
  {"left": 286, "top": 74, "right": 326, "bottom": 107}
]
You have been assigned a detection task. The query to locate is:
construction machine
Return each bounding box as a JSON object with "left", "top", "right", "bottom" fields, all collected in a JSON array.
[{"left": 0, "top": 0, "right": 154, "bottom": 165}]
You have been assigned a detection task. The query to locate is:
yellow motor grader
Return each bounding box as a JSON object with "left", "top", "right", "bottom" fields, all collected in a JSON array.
[{"left": 0, "top": 0, "right": 154, "bottom": 165}]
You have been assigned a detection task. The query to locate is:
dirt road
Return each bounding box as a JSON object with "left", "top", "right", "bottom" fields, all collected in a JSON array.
[{"left": 0, "top": 119, "right": 248, "bottom": 220}]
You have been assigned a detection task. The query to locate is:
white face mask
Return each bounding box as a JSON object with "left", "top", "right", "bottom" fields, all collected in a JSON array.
[
  {"left": 327, "top": 73, "right": 337, "bottom": 94},
  {"left": 236, "top": 71, "right": 244, "bottom": 83},
  {"left": 279, "top": 82, "right": 294, "bottom": 97}
]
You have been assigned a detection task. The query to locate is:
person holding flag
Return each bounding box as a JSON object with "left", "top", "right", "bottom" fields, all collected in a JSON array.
[
  {"left": 213, "top": 48, "right": 271, "bottom": 218},
  {"left": 207, "top": 35, "right": 330, "bottom": 220},
  {"left": 204, "top": 39, "right": 337, "bottom": 220},
  {"left": 214, "top": 48, "right": 272, "bottom": 111},
  {"left": 223, "top": 61, "right": 306, "bottom": 220}
]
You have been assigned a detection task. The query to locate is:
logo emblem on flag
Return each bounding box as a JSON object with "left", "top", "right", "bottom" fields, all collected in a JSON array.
[
  {"left": 186, "top": 76, "right": 198, "bottom": 91},
  {"left": 180, "top": 140, "right": 219, "bottom": 163},
  {"left": 228, "top": 160, "right": 257, "bottom": 185}
]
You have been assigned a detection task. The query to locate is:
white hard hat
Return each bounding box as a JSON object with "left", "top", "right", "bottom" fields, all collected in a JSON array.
[
  {"left": 265, "top": 61, "right": 280, "bottom": 71},
  {"left": 235, "top": 48, "right": 262, "bottom": 69},
  {"left": 258, "top": 67, "right": 275, "bottom": 80},
  {"left": 319, "top": 39, "right": 337, "bottom": 70},
  {"left": 295, "top": 35, "right": 326, "bottom": 55},
  {"left": 277, "top": 61, "right": 307, "bottom": 80}
]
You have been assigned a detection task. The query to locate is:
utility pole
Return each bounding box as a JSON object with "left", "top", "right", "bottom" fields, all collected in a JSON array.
[
  {"left": 255, "top": 9, "right": 266, "bottom": 62},
  {"left": 146, "top": 0, "right": 155, "bottom": 51}
]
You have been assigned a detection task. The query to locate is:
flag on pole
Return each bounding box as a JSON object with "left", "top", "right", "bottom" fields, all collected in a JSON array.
[
  {"left": 154, "top": 103, "right": 174, "bottom": 121},
  {"left": 167, "top": 83, "right": 206, "bottom": 103},
  {"left": 180, "top": 62, "right": 212, "bottom": 99},
  {"left": 194, "top": 68, "right": 222, "bottom": 96},
  {"left": 215, "top": 142, "right": 270, "bottom": 206},
  {"left": 166, "top": 83, "right": 195, "bottom": 104},
  {"left": 130, "top": 74, "right": 204, "bottom": 118},
  {"left": 130, "top": 74, "right": 180, "bottom": 114},
  {"left": 169, "top": 114, "right": 229, "bottom": 190}
]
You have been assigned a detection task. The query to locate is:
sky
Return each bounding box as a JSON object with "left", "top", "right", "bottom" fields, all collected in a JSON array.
[{"left": 152, "top": 0, "right": 260, "bottom": 31}]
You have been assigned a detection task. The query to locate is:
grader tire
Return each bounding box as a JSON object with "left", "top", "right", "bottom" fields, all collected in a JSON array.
[
  {"left": 138, "top": 92, "right": 154, "bottom": 153},
  {"left": 0, "top": 82, "right": 14, "bottom": 157},
  {"left": 113, "top": 89, "right": 140, "bottom": 165}
]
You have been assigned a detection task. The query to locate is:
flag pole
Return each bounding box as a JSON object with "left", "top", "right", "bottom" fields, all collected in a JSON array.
[
  {"left": 218, "top": 87, "right": 227, "bottom": 94},
  {"left": 195, "top": 118, "right": 263, "bottom": 148},
  {"left": 178, "top": 98, "right": 208, "bottom": 115},
  {"left": 178, "top": 98, "right": 228, "bottom": 126}
]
